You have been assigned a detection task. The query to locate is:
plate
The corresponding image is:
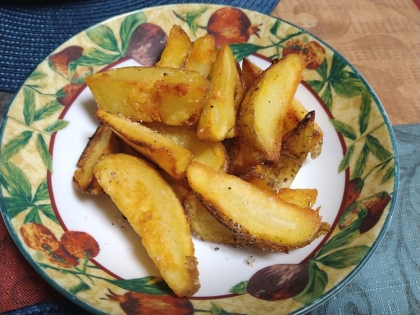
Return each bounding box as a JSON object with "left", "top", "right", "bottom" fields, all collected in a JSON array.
[{"left": 0, "top": 4, "right": 398, "bottom": 315}]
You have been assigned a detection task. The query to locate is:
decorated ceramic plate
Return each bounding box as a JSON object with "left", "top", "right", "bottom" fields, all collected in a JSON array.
[{"left": 0, "top": 4, "right": 398, "bottom": 315}]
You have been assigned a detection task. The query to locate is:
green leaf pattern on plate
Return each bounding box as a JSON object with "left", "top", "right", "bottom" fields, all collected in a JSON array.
[{"left": 0, "top": 4, "right": 396, "bottom": 315}]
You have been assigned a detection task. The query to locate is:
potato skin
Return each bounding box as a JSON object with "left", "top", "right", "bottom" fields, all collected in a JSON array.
[
  {"left": 187, "top": 162, "right": 329, "bottom": 253},
  {"left": 95, "top": 110, "right": 192, "bottom": 180},
  {"left": 93, "top": 153, "right": 200, "bottom": 297},
  {"left": 73, "top": 124, "right": 122, "bottom": 195},
  {"left": 183, "top": 192, "right": 250, "bottom": 247}
]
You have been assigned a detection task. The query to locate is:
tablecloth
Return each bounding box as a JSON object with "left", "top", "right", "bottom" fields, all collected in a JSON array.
[{"left": 1, "top": 0, "right": 419, "bottom": 314}]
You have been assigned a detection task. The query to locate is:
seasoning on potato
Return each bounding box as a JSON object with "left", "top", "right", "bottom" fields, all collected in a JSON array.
[
  {"left": 93, "top": 153, "right": 200, "bottom": 297},
  {"left": 74, "top": 24, "right": 329, "bottom": 297}
]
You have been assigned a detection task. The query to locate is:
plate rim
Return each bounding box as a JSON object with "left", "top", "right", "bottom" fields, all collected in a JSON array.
[{"left": 0, "top": 3, "right": 400, "bottom": 315}]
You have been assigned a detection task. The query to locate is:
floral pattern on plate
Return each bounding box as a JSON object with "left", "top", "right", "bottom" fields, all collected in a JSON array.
[{"left": 0, "top": 4, "right": 397, "bottom": 315}]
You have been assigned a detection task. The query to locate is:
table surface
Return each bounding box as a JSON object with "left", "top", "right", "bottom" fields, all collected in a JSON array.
[
  {"left": 0, "top": 0, "right": 419, "bottom": 314},
  {"left": 272, "top": 0, "right": 420, "bottom": 126}
]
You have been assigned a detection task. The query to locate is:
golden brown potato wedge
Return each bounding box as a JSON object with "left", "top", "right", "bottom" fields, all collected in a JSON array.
[
  {"left": 283, "top": 98, "right": 324, "bottom": 159},
  {"left": 241, "top": 57, "right": 263, "bottom": 88},
  {"left": 73, "top": 124, "right": 122, "bottom": 195},
  {"left": 183, "top": 34, "right": 217, "bottom": 78},
  {"left": 187, "top": 162, "right": 329, "bottom": 252},
  {"left": 228, "top": 140, "right": 265, "bottom": 176},
  {"left": 183, "top": 193, "right": 250, "bottom": 247},
  {"left": 240, "top": 58, "right": 323, "bottom": 157},
  {"left": 196, "top": 44, "right": 238, "bottom": 142},
  {"left": 144, "top": 122, "right": 228, "bottom": 171},
  {"left": 95, "top": 110, "right": 192, "bottom": 179},
  {"left": 156, "top": 25, "right": 192, "bottom": 68},
  {"left": 238, "top": 54, "right": 306, "bottom": 161},
  {"left": 184, "top": 188, "right": 317, "bottom": 247},
  {"left": 243, "top": 111, "right": 316, "bottom": 191},
  {"left": 85, "top": 66, "right": 209, "bottom": 126},
  {"left": 273, "top": 110, "right": 316, "bottom": 188},
  {"left": 93, "top": 153, "right": 200, "bottom": 297}
]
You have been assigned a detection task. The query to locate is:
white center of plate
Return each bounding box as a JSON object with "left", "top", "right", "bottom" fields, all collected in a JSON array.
[{"left": 50, "top": 56, "right": 345, "bottom": 297}]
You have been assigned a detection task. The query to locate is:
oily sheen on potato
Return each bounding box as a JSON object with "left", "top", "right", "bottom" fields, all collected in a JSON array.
[{"left": 93, "top": 153, "right": 200, "bottom": 297}]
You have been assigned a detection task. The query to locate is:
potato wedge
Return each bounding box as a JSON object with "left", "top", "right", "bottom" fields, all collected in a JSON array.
[
  {"left": 73, "top": 124, "right": 122, "bottom": 195},
  {"left": 85, "top": 66, "right": 209, "bottom": 126},
  {"left": 144, "top": 122, "right": 228, "bottom": 171},
  {"left": 156, "top": 25, "right": 192, "bottom": 68},
  {"left": 238, "top": 54, "right": 306, "bottom": 161},
  {"left": 228, "top": 140, "right": 265, "bottom": 176},
  {"left": 272, "top": 110, "right": 316, "bottom": 188},
  {"left": 184, "top": 188, "right": 318, "bottom": 247},
  {"left": 183, "top": 34, "right": 217, "bottom": 77},
  {"left": 95, "top": 110, "right": 192, "bottom": 179},
  {"left": 183, "top": 193, "right": 250, "bottom": 247},
  {"left": 187, "top": 162, "right": 329, "bottom": 252},
  {"left": 283, "top": 98, "right": 324, "bottom": 159},
  {"left": 243, "top": 111, "right": 316, "bottom": 191},
  {"left": 241, "top": 57, "right": 263, "bottom": 88},
  {"left": 196, "top": 44, "right": 238, "bottom": 142},
  {"left": 93, "top": 154, "right": 200, "bottom": 297}
]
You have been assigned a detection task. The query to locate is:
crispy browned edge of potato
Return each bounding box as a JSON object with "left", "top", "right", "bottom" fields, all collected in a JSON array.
[
  {"left": 241, "top": 57, "right": 263, "bottom": 89},
  {"left": 183, "top": 192, "right": 251, "bottom": 247},
  {"left": 95, "top": 109, "right": 192, "bottom": 180},
  {"left": 73, "top": 124, "right": 122, "bottom": 195},
  {"left": 242, "top": 111, "right": 316, "bottom": 191}
]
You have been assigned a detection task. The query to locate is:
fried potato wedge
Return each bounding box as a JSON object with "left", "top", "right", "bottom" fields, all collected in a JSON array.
[
  {"left": 183, "top": 193, "right": 250, "bottom": 247},
  {"left": 93, "top": 154, "right": 200, "bottom": 297},
  {"left": 144, "top": 122, "right": 228, "bottom": 171},
  {"left": 272, "top": 110, "right": 316, "bottom": 188},
  {"left": 156, "top": 25, "right": 192, "bottom": 68},
  {"left": 238, "top": 54, "right": 306, "bottom": 161},
  {"left": 187, "top": 162, "right": 329, "bottom": 252},
  {"left": 196, "top": 44, "right": 238, "bottom": 141},
  {"left": 183, "top": 34, "right": 217, "bottom": 78},
  {"left": 184, "top": 188, "right": 318, "bottom": 247},
  {"left": 85, "top": 66, "right": 209, "bottom": 126},
  {"left": 243, "top": 111, "right": 316, "bottom": 191},
  {"left": 73, "top": 124, "right": 122, "bottom": 195},
  {"left": 228, "top": 140, "right": 265, "bottom": 176},
  {"left": 241, "top": 57, "right": 263, "bottom": 88},
  {"left": 283, "top": 98, "right": 324, "bottom": 159},
  {"left": 95, "top": 110, "right": 192, "bottom": 179}
]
